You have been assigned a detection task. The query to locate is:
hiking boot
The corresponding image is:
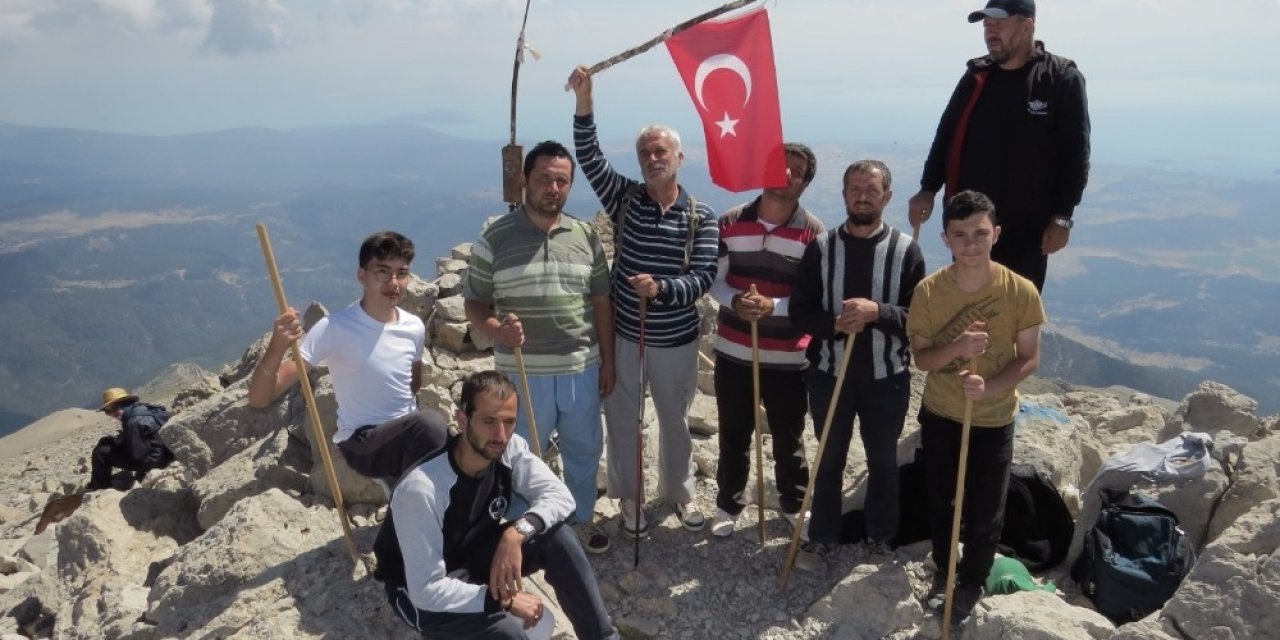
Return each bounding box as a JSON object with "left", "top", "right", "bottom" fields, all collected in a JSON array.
[
  {"left": 576, "top": 521, "right": 611, "bottom": 555},
  {"left": 619, "top": 498, "right": 649, "bottom": 539},
  {"left": 710, "top": 508, "right": 737, "bottom": 538},
  {"left": 794, "top": 541, "right": 837, "bottom": 572},
  {"left": 672, "top": 500, "right": 705, "bottom": 532},
  {"left": 948, "top": 582, "right": 983, "bottom": 627},
  {"left": 926, "top": 572, "right": 948, "bottom": 611},
  {"left": 866, "top": 538, "right": 893, "bottom": 561}
]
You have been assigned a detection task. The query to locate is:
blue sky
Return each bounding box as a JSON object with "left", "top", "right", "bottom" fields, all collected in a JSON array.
[{"left": 1, "top": 0, "right": 1277, "bottom": 176}]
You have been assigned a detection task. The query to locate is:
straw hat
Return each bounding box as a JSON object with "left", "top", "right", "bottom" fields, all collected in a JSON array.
[{"left": 99, "top": 387, "right": 139, "bottom": 412}]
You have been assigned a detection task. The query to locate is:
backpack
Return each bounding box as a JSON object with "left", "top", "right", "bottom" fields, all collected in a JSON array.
[
  {"left": 612, "top": 182, "right": 701, "bottom": 273},
  {"left": 1070, "top": 489, "right": 1195, "bottom": 623},
  {"left": 997, "top": 463, "right": 1075, "bottom": 572},
  {"left": 121, "top": 403, "right": 172, "bottom": 466}
]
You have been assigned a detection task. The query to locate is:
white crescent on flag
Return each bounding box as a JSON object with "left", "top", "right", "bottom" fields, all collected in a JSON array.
[{"left": 693, "top": 53, "right": 752, "bottom": 111}]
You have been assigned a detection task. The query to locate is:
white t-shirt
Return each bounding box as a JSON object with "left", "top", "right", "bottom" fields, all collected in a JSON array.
[{"left": 299, "top": 301, "right": 426, "bottom": 442}]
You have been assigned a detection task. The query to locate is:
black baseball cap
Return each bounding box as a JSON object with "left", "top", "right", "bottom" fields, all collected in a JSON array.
[{"left": 968, "top": 0, "right": 1035, "bottom": 22}]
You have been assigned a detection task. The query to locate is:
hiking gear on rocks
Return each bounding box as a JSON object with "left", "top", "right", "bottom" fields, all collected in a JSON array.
[{"left": 1070, "top": 488, "right": 1194, "bottom": 624}]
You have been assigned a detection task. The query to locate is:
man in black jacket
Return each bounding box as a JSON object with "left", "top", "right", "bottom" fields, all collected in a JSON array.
[
  {"left": 87, "top": 387, "right": 175, "bottom": 491},
  {"left": 908, "top": 0, "right": 1090, "bottom": 292}
]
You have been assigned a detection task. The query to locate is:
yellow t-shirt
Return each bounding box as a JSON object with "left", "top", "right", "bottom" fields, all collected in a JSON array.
[{"left": 906, "top": 263, "right": 1046, "bottom": 427}]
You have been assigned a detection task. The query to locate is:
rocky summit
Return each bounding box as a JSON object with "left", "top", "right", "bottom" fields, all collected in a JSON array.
[{"left": 1, "top": 223, "right": 1278, "bottom": 640}]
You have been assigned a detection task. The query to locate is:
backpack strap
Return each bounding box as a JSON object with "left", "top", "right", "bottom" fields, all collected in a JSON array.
[
  {"left": 683, "top": 194, "right": 700, "bottom": 273},
  {"left": 611, "top": 182, "right": 642, "bottom": 258}
]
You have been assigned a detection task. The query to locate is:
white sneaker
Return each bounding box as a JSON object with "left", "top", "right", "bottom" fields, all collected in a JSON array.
[
  {"left": 619, "top": 498, "right": 649, "bottom": 539},
  {"left": 672, "top": 499, "right": 705, "bottom": 532},
  {"left": 710, "top": 508, "right": 737, "bottom": 538}
]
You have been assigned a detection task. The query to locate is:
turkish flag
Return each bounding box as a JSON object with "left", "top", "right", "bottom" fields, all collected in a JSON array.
[{"left": 667, "top": 7, "right": 787, "bottom": 192}]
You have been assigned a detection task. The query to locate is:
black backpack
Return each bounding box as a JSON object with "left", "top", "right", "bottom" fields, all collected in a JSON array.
[
  {"left": 121, "top": 403, "right": 173, "bottom": 466},
  {"left": 1070, "top": 489, "right": 1195, "bottom": 623}
]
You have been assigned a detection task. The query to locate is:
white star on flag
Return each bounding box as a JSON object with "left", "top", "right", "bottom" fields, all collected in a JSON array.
[{"left": 715, "top": 111, "right": 739, "bottom": 137}]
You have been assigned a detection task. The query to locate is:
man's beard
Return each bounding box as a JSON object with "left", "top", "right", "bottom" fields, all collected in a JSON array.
[
  {"left": 847, "top": 210, "right": 879, "bottom": 226},
  {"left": 466, "top": 427, "right": 503, "bottom": 461}
]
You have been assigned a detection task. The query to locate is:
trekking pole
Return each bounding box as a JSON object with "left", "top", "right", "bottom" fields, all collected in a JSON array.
[
  {"left": 749, "top": 285, "right": 766, "bottom": 545},
  {"left": 256, "top": 224, "right": 361, "bottom": 566},
  {"left": 513, "top": 346, "right": 544, "bottom": 459},
  {"left": 941, "top": 397, "right": 974, "bottom": 640},
  {"left": 780, "top": 333, "right": 856, "bottom": 589},
  {"left": 634, "top": 297, "right": 648, "bottom": 569}
]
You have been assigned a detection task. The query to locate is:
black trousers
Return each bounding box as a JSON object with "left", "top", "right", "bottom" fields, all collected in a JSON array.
[
  {"left": 387, "top": 523, "right": 619, "bottom": 640},
  {"left": 89, "top": 436, "right": 174, "bottom": 490},
  {"left": 920, "top": 407, "right": 1014, "bottom": 587},
  {"left": 992, "top": 236, "right": 1048, "bottom": 292},
  {"left": 806, "top": 372, "right": 910, "bottom": 544},
  {"left": 713, "top": 355, "right": 809, "bottom": 516},
  {"left": 338, "top": 410, "right": 450, "bottom": 481}
]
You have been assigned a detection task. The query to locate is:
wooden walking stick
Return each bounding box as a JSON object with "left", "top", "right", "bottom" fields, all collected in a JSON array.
[
  {"left": 255, "top": 224, "right": 360, "bottom": 566},
  {"left": 749, "top": 285, "right": 766, "bottom": 545},
  {"left": 564, "top": 0, "right": 758, "bottom": 90},
  {"left": 512, "top": 346, "right": 544, "bottom": 459},
  {"left": 941, "top": 397, "right": 975, "bottom": 639},
  {"left": 780, "top": 333, "right": 856, "bottom": 589},
  {"left": 634, "top": 297, "right": 649, "bottom": 569}
]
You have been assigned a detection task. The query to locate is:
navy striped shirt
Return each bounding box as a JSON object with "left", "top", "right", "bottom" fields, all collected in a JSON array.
[{"left": 574, "top": 114, "right": 719, "bottom": 347}]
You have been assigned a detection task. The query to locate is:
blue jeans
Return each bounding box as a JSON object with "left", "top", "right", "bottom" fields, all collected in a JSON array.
[
  {"left": 806, "top": 372, "right": 910, "bottom": 544},
  {"left": 506, "top": 366, "right": 603, "bottom": 524}
]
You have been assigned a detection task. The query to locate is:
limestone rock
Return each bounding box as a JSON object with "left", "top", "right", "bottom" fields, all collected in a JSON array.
[
  {"left": 1153, "top": 499, "right": 1280, "bottom": 639},
  {"left": 1209, "top": 430, "right": 1280, "bottom": 540},
  {"left": 435, "top": 257, "right": 468, "bottom": 276},
  {"left": 687, "top": 395, "right": 719, "bottom": 436},
  {"left": 450, "top": 242, "right": 473, "bottom": 262},
  {"left": 294, "top": 378, "right": 388, "bottom": 506},
  {"left": 434, "top": 296, "right": 467, "bottom": 323},
  {"left": 969, "top": 590, "right": 1112, "bottom": 639},
  {"left": 806, "top": 563, "right": 920, "bottom": 638},
  {"left": 162, "top": 386, "right": 291, "bottom": 477},
  {"left": 1160, "top": 381, "right": 1260, "bottom": 441},
  {"left": 146, "top": 489, "right": 413, "bottom": 639},
  {"left": 1014, "top": 395, "right": 1085, "bottom": 489},
  {"left": 191, "top": 429, "right": 310, "bottom": 530},
  {"left": 400, "top": 275, "right": 439, "bottom": 321},
  {"left": 434, "top": 321, "right": 472, "bottom": 354},
  {"left": 436, "top": 272, "right": 462, "bottom": 297}
]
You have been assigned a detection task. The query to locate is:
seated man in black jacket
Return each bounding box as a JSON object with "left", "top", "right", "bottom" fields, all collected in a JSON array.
[
  {"left": 368, "top": 371, "right": 618, "bottom": 640},
  {"left": 87, "top": 387, "right": 175, "bottom": 491}
]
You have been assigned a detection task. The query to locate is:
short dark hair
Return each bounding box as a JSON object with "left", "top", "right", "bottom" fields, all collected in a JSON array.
[
  {"left": 523, "top": 140, "right": 576, "bottom": 180},
  {"left": 843, "top": 159, "right": 892, "bottom": 190},
  {"left": 458, "top": 370, "right": 517, "bottom": 419},
  {"left": 784, "top": 142, "right": 817, "bottom": 185},
  {"left": 358, "top": 231, "right": 415, "bottom": 268},
  {"left": 943, "top": 190, "right": 999, "bottom": 229}
]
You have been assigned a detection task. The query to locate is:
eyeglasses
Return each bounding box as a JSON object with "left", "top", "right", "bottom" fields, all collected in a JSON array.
[{"left": 368, "top": 266, "right": 413, "bottom": 283}]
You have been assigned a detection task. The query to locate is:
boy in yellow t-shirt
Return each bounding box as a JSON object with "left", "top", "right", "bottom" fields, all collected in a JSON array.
[{"left": 906, "top": 190, "right": 1046, "bottom": 628}]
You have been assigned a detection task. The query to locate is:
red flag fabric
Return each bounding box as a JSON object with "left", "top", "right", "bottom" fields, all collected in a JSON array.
[{"left": 666, "top": 7, "right": 787, "bottom": 192}]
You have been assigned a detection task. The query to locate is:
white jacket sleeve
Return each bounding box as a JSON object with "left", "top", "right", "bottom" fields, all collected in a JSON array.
[
  {"left": 506, "top": 434, "right": 575, "bottom": 530},
  {"left": 392, "top": 469, "right": 489, "bottom": 613}
]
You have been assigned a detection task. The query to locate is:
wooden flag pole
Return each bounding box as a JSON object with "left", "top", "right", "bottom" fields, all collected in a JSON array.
[
  {"left": 564, "top": 0, "right": 758, "bottom": 90},
  {"left": 256, "top": 224, "right": 360, "bottom": 566}
]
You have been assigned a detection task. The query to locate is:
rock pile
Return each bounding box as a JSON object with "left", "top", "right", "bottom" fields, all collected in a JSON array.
[{"left": 1, "top": 225, "right": 1278, "bottom": 639}]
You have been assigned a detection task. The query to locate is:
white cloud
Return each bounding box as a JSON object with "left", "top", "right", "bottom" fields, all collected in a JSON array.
[{"left": 203, "top": 0, "right": 287, "bottom": 56}]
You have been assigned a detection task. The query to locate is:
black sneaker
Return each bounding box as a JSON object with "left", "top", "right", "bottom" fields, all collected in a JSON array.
[
  {"left": 794, "top": 540, "right": 837, "bottom": 572},
  {"left": 949, "top": 582, "right": 983, "bottom": 627},
  {"left": 576, "top": 521, "right": 611, "bottom": 555}
]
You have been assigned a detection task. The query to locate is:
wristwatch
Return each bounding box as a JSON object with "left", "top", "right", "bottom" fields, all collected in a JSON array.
[
  {"left": 512, "top": 517, "right": 537, "bottom": 540},
  {"left": 1051, "top": 216, "right": 1074, "bottom": 230}
]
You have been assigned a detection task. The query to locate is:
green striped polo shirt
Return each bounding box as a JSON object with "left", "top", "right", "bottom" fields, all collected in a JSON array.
[{"left": 463, "top": 207, "right": 611, "bottom": 375}]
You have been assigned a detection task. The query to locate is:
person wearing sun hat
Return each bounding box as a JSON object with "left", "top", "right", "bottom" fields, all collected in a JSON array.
[{"left": 86, "top": 387, "right": 175, "bottom": 491}]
